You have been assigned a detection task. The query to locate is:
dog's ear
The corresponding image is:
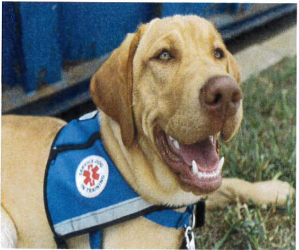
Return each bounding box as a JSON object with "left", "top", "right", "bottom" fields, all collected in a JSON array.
[
  {"left": 90, "top": 25, "right": 147, "bottom": 148},
  {"left": 227, "top": 51, "right": 241, "bottom": 83}
]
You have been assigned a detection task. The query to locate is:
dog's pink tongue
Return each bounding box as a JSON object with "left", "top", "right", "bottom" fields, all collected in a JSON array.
[{"left": 168, "top": 137, "right": 219, "bottom": 169}]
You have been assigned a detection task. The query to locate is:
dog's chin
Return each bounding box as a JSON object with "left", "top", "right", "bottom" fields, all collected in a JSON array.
[{"left": 154, "top": 128, "right": 224, "bottom": 195}]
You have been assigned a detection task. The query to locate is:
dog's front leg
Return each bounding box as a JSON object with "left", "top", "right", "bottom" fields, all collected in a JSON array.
[
  {"left": 1, "top": 207, "right": 18, "bottom": 248},
  {"left": 206, "top": 178, "right": 294, "bottom": 209}
]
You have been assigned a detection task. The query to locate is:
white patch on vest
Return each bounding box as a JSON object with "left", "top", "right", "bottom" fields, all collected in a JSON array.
[
  {"left": 79, "top": 110, "right": 98, "bottom": 121},
  {"left": 76, "top": 155, "right": 109, "bottom": 198}
]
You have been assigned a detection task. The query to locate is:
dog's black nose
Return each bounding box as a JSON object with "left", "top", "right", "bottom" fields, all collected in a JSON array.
[{"left": 200, "top": 76, "right": 242, "bottom": 117}]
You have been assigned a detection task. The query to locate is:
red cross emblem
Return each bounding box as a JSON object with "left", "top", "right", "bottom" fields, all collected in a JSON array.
[{"left": 83, "top": 164, "right": 100, "bottom": 187}]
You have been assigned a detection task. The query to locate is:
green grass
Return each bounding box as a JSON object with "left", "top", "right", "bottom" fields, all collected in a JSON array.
[{"left": 195, "top": 56, "right": 296, "bottom": 250}]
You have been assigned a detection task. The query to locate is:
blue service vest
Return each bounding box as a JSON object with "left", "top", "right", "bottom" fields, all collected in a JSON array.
[{"left": 44, "top": 111, "right": 197, "bottom": 249}]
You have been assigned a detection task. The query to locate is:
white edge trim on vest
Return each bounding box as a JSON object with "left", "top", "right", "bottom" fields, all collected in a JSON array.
[
  {"left": 54, "top": 197, "right": 153, "bottom": 236},
  {"left": 78, "top": 110, "right": 98, "bottom": 121}
]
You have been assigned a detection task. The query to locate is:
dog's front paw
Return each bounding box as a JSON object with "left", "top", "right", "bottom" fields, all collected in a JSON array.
[
  {"left": 1, "top": 208, "right": 17, "bottom": 248},
  {"left": 253, "top": 180, "right": 295, "bottom": 206}
]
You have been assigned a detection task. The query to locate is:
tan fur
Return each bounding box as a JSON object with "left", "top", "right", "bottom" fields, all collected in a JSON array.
[
  {"left": 1, "top": 15, "right": 294, "bottom": 248},
  {"left": 1, "top": 116, "right": 66, "bottom": 248},
  {"left": 103, "top": 217, "right": 183, "bottom": 249}
]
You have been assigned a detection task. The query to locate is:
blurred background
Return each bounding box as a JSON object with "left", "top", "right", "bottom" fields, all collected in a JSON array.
[{"left": 2, "top": 3, "right": 296, "bottom": 121}]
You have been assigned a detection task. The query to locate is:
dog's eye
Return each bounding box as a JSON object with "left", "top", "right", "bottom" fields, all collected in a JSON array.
[
  {"left": 158, "top": 51, "right": 172, "bottom": 61},
  {"left": 214, "top": 48, "right": 225, "bottom": 59}
]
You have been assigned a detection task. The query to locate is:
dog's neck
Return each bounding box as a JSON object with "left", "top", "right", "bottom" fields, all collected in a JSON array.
[{"left": 99, "top": 111, "right": 202, "bottom": 207}]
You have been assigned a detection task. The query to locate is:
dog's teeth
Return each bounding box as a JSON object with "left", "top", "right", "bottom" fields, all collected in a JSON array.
[
  {"left": 173, "top": 140, "right": 180, "bottom": 149},
  {"left": 218, "top": 157, "right": 225, "bottom": 171},
  {"left": 209, "top": 135, "right": 213, "bottom": 142},
  {"left": 195, "top": 157, "right": 224, "bottom": 179},
  {"left": 192, "top": 160, "right": 198, "bottom": 174},
  {"left": 168, "top": 135, "right": 180, "bottom": 149}
]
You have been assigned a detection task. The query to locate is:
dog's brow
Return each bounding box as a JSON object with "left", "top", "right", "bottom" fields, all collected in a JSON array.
[
  {"left": 213, "top": 40, "right": 225, "bottom": 49},
  {"left": 145, "top": 19, "right": 158, "bottom": 36},
  {"left": 150, "top": 31, "right": 183, "bottom": 50}
]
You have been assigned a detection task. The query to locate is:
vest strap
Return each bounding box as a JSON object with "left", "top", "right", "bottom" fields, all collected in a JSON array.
[
  {"left": 195, "top": 200, "right": 205, "bottom": 227},
  {"left": 54, "top": 236, "right": 68, "bottom": 249},
  {"left": 89, "top": 230, "right": 102, "bottom": 249},
  {"left": 88, "top": 204, "right": 196, "bottom": 249}
]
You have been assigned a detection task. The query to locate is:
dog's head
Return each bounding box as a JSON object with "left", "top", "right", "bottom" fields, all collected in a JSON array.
[{"left": 91, "top": 15, "right": 242, "bottom": 196}]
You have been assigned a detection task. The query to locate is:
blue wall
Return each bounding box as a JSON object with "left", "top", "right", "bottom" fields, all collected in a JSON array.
[
  {"left": 2, "top": 2, "right": 158, "bottom": 93},
  {"left": 19, "top": 3, "right": 62, "bottom": 93},
  {"left": 58, "top": 3, "right": 157, "bottom": 61},
  {"left": 2, "top": 3, "right": 292, "bottom": 96},
  {"left": 162, "top": 3, "right": 227, "bottom": 17},
  {"left": 2, "top": 2, "right": 21, "bottom": 87}
]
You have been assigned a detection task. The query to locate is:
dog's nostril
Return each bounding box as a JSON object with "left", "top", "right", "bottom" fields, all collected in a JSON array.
[
  {"left": 213, "top": 93, "right": 222, "bottom": 105},
  {"left": 203, "top": 91, "right": 222, "bottom": 106}
]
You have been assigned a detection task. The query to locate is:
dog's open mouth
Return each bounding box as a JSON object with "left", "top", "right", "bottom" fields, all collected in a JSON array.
[{"left": 155, "top": 130, "right": 223, "bottom": 194}]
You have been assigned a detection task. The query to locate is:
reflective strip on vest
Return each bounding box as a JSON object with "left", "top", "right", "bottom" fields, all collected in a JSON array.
[{"left": 54, "top": 197, "right": 153, "bottom": 236}]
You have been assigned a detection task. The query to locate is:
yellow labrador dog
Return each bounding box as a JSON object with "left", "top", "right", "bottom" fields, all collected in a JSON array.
[{"left": 1, "top": 15, "right": 294, "bottom": 249}]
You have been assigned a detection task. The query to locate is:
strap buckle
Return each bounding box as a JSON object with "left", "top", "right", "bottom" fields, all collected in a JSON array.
[
  {"left": 184, "top": 226, "right": 195, "bottom": 250},
  {"left": 184, "top": 206, "right": 196, "bottom": 250}
]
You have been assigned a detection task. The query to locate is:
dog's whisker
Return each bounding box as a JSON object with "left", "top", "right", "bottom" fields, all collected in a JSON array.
[{"left": 134, "top": 121, "right": 157, "bottom": 149}]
